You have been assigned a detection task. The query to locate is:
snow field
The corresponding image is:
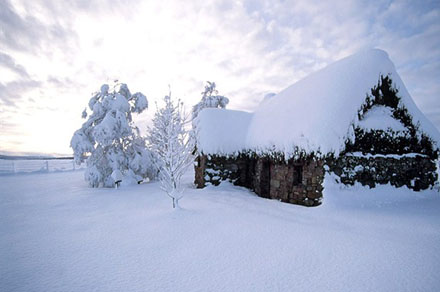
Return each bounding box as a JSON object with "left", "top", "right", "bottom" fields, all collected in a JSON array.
[{"left": 1, "top": 169, "right": 440, "bottom": 291}]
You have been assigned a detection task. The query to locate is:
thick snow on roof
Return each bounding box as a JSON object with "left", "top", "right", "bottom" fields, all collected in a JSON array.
[
  {"left": 197, "top": 49, "right": 440, "bottom": 156},
  {"left": 196, "top": 108, "right": 252, "bottom": 155}
]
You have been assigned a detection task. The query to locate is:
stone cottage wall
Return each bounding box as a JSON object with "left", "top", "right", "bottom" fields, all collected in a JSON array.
[
  {"left": 327, "top": 154, "right": 437, "bottom": 191},
  {"left": 194, "top": 155, "right": 207, "bottom": 188},
  {"left": 261, "top": 159, "right": 324, "bottom": 207},
  {"left": 194, "top": 155, "right": 253, "bottom": 188},
  {"left": 195, "top": 154, "right": 325, "bottom": 207}
]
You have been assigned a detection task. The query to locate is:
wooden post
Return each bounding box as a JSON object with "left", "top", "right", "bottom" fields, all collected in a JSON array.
[{"left": 46, "top": 161, "right": 49, "bottom": 172}]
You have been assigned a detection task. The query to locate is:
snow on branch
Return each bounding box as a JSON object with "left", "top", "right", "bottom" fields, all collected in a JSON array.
[
  {"left": 148, "top": 89, "right": 195, "bottom": 208},
  {"left": 70, "top": 81, "right": 156, "bottom": 187},
  {"left": 192, "top": 81, "right": 229, "bottom": 119}
]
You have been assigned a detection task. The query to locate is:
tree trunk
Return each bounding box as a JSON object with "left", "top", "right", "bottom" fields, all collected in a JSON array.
[{"left": 175, "top": 198, "right": 180, "bottom": 209}]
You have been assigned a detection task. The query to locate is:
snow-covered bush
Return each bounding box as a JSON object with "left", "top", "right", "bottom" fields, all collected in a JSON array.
[
  {"left": 192, "top": 81, "right": 229, "bottom": 119},
  {"left": 347, "top": 75, "right": 438, "bottom": 159},
  {"left": 70, "top": 82, "right": 156, "bottom": 187},
  {"left": 147, "top": 91, "right": 195, "bottom": 208}
]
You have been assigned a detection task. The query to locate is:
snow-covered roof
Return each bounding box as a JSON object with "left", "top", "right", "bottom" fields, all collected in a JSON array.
[
  {"left": 196, "top": 109, "right": 253, "bottom": 155},
  {"left": 196, "top": 49, "right": 440, "bottom": 157}
]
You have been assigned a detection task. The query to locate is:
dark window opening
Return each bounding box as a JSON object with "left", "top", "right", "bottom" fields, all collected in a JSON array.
[
  {"left": 293, "top": 165, "right": 303, "bottom": 186},
  {"left": 260, "top": 161, "right": 271, "bottom": 198}
]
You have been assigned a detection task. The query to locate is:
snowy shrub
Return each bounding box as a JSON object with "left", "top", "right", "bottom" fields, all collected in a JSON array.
[
  {"left": 147, "top": 90, "right": 195, "bottom": 208},
  {"left": 70, "top": 82, "right": 156, "bottom": 187},
  {"left": 348, "top": 75, "right": 438, "bottom": 159},
  {"left": 328, "top": 75, "right": 439, "bottom": 190},
  {"left": 126, "top": 131, "right": 158, "bottom": 181}
]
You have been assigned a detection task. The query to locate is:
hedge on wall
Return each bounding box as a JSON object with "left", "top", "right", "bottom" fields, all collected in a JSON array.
[{"left": 345, "top": 75, "right": 438, "bottom": 160}]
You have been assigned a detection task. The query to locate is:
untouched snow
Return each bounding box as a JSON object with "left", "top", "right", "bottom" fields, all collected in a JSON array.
[
  {"left": 197, "top": 49, "right": 440, "bottom": 156},
  {"left": 358, "top": 105, "right": 407, "bottom": 132},
  {"left": 1, "top": 170, "right": 440, "bottom": 291}
]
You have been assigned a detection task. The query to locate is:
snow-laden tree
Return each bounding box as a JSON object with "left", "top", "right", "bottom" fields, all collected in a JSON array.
[
  {"left": 147, "top": 91, "right": 194, "bottom": 208},
  {"left": 70, "top": 82, "right": 156, "bottom": 187},
  {"left": 192, "top": 81, "right": 229, "bottom": 119}
]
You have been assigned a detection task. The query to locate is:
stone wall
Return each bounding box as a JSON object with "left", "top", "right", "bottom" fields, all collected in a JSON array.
[
  {"left": 327, "top": 154, "right": 437, "bottom": 191},
  {"left": 194, "top": 155, "right": 207, "bottom": 188},
  {"left": 194, "top": 154, "right": 324, "bottom": 207},
  {"left": 263, "top": 159, "right": 324, "bottom": 206},
  {"left": 194, "top": 155, "right": 252, "bottom": 188}
]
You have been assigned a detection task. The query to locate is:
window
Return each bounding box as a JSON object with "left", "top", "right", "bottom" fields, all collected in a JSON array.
[{"left": 293, "top": 165, "right": 303, "bottom": 186}]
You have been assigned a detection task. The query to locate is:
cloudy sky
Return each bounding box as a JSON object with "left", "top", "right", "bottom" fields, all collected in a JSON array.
[{"left": 1, "top": 0, "right": 439, "bottom": 155}]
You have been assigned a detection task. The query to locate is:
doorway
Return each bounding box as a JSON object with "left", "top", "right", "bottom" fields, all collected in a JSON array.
[{"left": 260, "top": 160, "right": 271, "bottom": 198}]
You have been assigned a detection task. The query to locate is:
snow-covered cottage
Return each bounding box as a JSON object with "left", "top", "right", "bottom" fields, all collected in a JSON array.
[{"left": 194, "top": 49, "right": 440, "bottom": 206}]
